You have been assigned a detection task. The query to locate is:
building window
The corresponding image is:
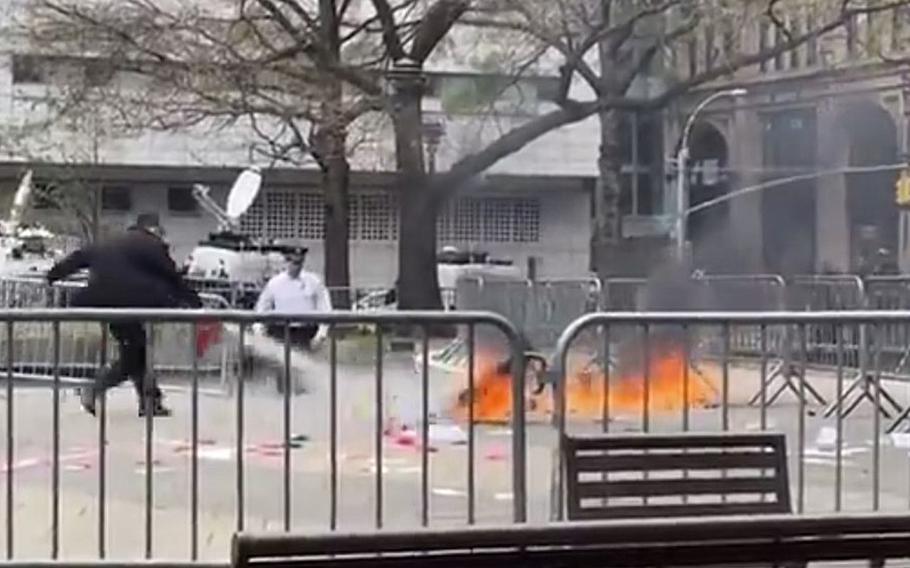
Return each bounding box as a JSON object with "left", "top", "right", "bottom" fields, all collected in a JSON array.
[
  {"left": 298, "top": 193, "right": 324, "bottom": 239},
  {"left": 704, "top": 25, "right": 716, "bottom": 71},
  {"left": 358, "top": 194, "right": 394, "bottom": 240},
  {"left": 617, "top": 111, "right": 662, "bottom": 216},
  {"left": 101, "top": 186, "right": 131, "bottom": 212},
  {"left": 759, "top": 21, "right": 769, "bottom": 72},
  {"left": 687, "top": 38, "right": 698, "bottom": 78},
  {"left": 774, "top": 25, "right": 785, "bottom": 70},
  {"left": 846, "top": 12, "right": 857, "bottom": 57},
  {"left": 167, "top": 186, "right": 198, "bottom": 214},
  {"left": 790, "top": 16, "right": 802, "bottom": 69},
  {"left": 806, "top": 7, "right": 819, "bottom": 65},
  {"left": 12, "top": 55, "right": 47, "bottom": 84},
  {"left": 893, "top": 6, "right": 909, "bottom": 51},
  {"left": 239, "top": 190, "right": 397, "bottom": 242},
  {"left": 438, "top": 197, "right": 540, "bottom": 244}
]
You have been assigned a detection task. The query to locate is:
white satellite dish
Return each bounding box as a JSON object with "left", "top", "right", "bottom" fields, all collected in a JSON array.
[
  {"left": 8, "top": 169, "right": 33, "bottom": 227},
  {"left": 226, "top": 166, "right": 262, "bottom": 220}
]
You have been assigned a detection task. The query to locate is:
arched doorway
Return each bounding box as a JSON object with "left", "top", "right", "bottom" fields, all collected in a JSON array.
[
  {"left": 687, "top": 121, "right": 731, "bottom": 271},
  {"left": 837, "top": 102, "right": 899, "bottom": 273}
]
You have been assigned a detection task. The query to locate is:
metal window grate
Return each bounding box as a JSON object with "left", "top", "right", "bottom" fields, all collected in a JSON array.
[
  {"left": 359, "top": 194, "right": 393, "bottom": 241},
  {"left": 439, "top": 197, "right": 540, "bottom": 243},
  {"left": 482, "top": 198, "right": 515, "bottom": 242},
  {"left": 299, "top": 193, "right": 324, "bottom": 239},
  {"left": 241, "top": 190, "right": 397, "bottom": 242}
]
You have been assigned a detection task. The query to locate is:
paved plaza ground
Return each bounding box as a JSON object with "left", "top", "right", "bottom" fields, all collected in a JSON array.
[{"left": 3, "top": 345, "right": 910, "bottom": 562}]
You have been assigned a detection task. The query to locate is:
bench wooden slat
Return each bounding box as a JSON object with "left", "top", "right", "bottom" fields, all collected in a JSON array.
[
  {"left": 576, "top": 476, "right": 782, "bottom": 498},
  {"left": 569, "top": 501, "right": 790, "bottom": 520},
  {"left": 566, "top": 433, "right": 782, "bottom": 451},
  {"left": 574, "top": 451, "right": 778, "bottom": 472}
]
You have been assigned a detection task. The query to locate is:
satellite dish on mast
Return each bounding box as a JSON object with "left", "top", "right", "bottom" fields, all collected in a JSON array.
[
  {"left": 226, "top": 166, "right": 262, "bottom": 221},
  {"left": 8, "top": 169, "right": 34, "bottom": 229}
]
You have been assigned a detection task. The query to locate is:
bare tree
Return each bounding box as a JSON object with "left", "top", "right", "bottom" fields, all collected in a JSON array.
[{"left": 25, "top": 0, "right": 397, "bottom": 307}]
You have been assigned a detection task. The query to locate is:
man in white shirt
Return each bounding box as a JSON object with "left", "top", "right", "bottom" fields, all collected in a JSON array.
[{"left": 254, "top": 248, "right": 332, "bottom": 351}]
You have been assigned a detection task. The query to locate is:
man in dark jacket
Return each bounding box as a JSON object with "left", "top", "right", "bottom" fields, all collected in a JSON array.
[{"left": 46, "top": 214, "right": 202, "bottom": 417}]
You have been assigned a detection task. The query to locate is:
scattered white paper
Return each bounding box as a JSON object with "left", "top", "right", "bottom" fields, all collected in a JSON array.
[
  {"left": 198, "top": 447, "right": 233, "bottom": 461},
  {"left": 815, "top": 426, "right": 839, "bottom": 450},
  {"left": 429, "top": 423, "right": 467, "bottom": 445},
  {"left": 432, "top": 488, "right": 466, "bottom": 497}
]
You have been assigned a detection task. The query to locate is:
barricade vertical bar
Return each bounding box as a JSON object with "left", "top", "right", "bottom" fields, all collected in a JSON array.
[
  {"left": 374, "top": 327, "right": 384, "bottom": 529},
  {"left": 602, "top": 325, "right": 611, "bottom": 433},
  {"left": 283, "top": 322, "right": 292, "bottom": 532},
  {"left": 144, "top": 323, "right": 154, "bottom": 559},
  {"left": 329, "top": 332, "right": 338, "bottom": 531},
  {"left": 236, "top": 323, "right": 245, "bottom": 533},
  {"left": 798, "top": 324, "right": 807, "bottom": 514},
  {"left": 760, "top": 325, "right": 768, "bottom": 431},
  {"left": 510, "top": 332, "right": 527, "bottom": 524},
  {"left": 466, "top": 324, "right": 476, "bottom": 525},
  {"left": 642, "top": 325, "right": 650, "bottom": 433},
  {"left": 5, "top": 320, "right": 12, "bottom": 559},
  {"left": 682, "top": 325, "right": 690, "bottom": 432},
  {"left": 421, "top": 328, "right": 430, "bottom": 527},
  {"left": 555, "top": 326, "right": 568, "bottom": 522},
  {"left": 835, "top": 328, "right": 844, "bottom": 513},
  {"left": 722, "top": 323, "right": 730, "bottom": 431},
  {"left": 873, "top": 324, "right": 882, "bottom": 512},
  {"left": 51, "top": 321, "right": 60, "bottom": 560},
  {"left": 98, "top": 325, "right": 108, "bottom": 559},
  {"left": 190, "top": 322, "right": 199, "bottom": 560}
]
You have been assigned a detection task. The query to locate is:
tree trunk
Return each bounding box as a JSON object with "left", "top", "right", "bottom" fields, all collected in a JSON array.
[
  {"left": 591, "top": 109, "right": 625, "bottom": 277},
  {"left": 317, "top": 0, "right": 352, "bottom": 310},
  {"left": 392, "top": 65, "right": 443, "bottom": 310},
  {"left": 322, "top": 137, "right": 352, "bottom": 310}
]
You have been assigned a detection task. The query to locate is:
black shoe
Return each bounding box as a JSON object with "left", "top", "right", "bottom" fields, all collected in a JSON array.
[
  {"left": 138, "top": 399, "right": 172, "bottom": 418},
  {"left": 80, "top": 387, "right": 97, "bottom": 416}
]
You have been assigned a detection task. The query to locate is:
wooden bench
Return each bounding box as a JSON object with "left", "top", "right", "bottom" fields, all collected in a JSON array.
[
  {"left": 232, "top": 513, "right": 910, "bottom": 567},
  {"left": 563, "top": 432, "right": 792, "bottom": 521}
]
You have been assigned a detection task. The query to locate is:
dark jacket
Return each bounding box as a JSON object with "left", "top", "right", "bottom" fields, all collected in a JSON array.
[{"left": 47, "top": 229, "right": 202, "bottom": 309}]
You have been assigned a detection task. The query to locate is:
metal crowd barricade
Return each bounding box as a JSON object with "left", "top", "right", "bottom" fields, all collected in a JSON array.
[
  {"left": 600, "top": 277, "right": 648, "bottom": 311},
  {"left": 1, "top": 309, "right": 527, "bottom": 561},
  {"left": 0, "top": 278, "right": 232, "bottom": 388},
  {"left": 692, "top": 274, "right": 818, "bottom": 407},
  {"left": 454, "top": 277, "right": 599, "bottom": 350},
  {"left": 550, "top": 311, "right": 910, "bottom": 520}
]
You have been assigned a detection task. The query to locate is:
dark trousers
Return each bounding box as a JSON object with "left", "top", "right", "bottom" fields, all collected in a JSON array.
[
  {"left": 265, "top": 325, "right": 317, "bottom": 394},
  {"left": 93, "top": 321, "right": 161, "bottom": 400},
  {"left": 265, "top": 325, "right": 318, "bottom": 350}
]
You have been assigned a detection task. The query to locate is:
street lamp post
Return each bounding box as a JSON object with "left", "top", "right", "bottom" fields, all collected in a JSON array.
[{"left": 675, "top": 87, "right": 747, "bottom": 260}]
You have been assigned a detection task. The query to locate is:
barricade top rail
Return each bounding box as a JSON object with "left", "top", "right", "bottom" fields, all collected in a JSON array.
[
  {"left": 561, "top": 310, "right": 910, "bottom": 328},
  {"left": 791, "top": 273, "right": 866, "bottom": 295},
  {"left": 693, "top": 273, "right": 786, "bottom": 286},
  {"left": 0, "top": 308, "right": 519, "bottom": 329}
]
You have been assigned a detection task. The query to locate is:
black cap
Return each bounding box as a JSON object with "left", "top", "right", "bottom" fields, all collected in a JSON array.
[
  {"left": 131, "top": 212, "right": 164, "bottom": 237},
  {"left": 284, "top": 246, "right": 308, "bottom": 262}
]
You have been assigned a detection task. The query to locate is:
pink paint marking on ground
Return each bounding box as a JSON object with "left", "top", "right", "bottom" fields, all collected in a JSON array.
[{"left": 1, "top": 449, "right": 99, "bottom": 474}]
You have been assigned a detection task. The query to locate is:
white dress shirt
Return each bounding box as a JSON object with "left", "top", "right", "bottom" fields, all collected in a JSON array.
[{"left": 255, "top": 270, "right": 333, "bottom": 323}]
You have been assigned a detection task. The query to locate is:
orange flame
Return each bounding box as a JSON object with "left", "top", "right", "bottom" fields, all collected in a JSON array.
[{"left": 453, "top": 346, "right": 716, "bottom": 423}]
